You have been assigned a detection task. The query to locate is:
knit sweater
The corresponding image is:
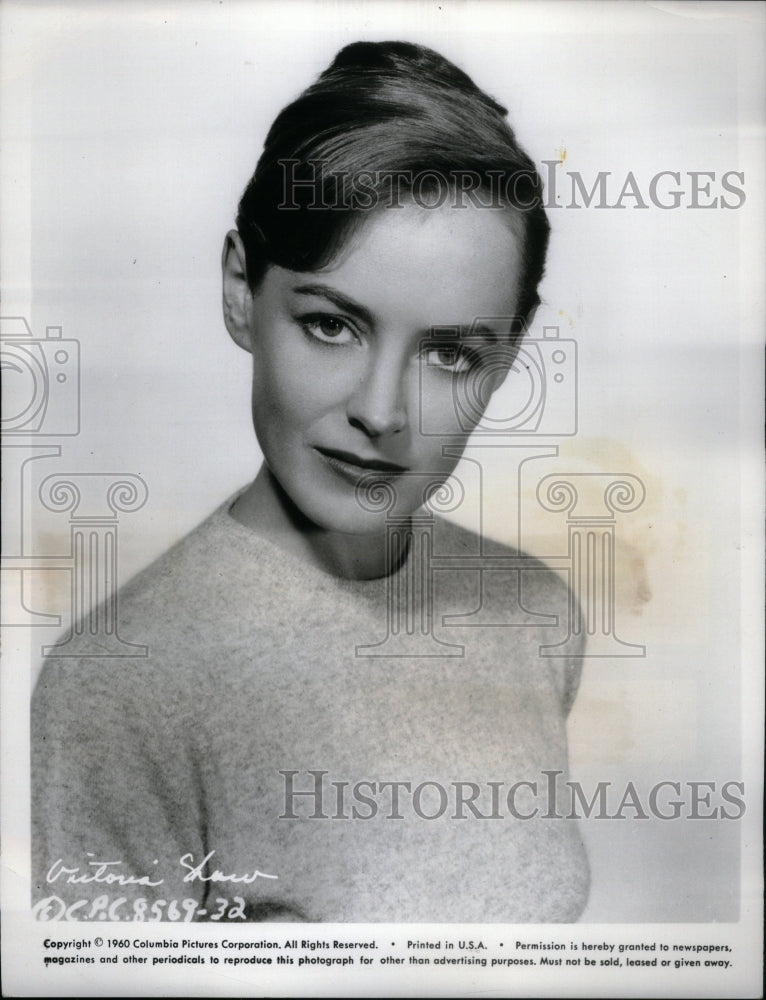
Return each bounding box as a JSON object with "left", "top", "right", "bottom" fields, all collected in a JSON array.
[{"left": 31, "top": 498, "right": 589, "bottom": 923}]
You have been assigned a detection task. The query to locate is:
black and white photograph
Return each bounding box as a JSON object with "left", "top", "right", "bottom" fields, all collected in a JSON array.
[{"left": 1, "top": 1, "right": 763, "bottom": 996}]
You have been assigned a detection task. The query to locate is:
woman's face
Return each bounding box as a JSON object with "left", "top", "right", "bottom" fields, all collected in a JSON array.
[{"left": 235, "top": 202, "right": 526, "bottom": 533}]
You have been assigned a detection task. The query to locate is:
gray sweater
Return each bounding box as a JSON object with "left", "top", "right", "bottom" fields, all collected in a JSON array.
[{"left": 32, "top": 499, "right": 589, "bottom": 923}]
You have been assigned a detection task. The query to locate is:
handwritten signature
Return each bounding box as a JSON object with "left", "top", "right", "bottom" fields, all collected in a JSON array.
[
  {"left": 46, "top": 851, "right": 278, "bottom": 887},
  {"left": 179, "top": 851, "right": 278, "bottom": 885}
]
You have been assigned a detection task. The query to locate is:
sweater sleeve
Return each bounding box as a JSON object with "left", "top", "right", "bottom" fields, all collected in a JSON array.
[
  {"left": 31, "top": 656, "right": 208, "bottom": 921},
  {"left": 561, "top": 630, "right": 586, "bottom": 717},
  {"left": 519, "top": 560, "right": 587, "bottom": 717},
  {"left": 550, "top": 584, "right": 587, "bottom": 718}
]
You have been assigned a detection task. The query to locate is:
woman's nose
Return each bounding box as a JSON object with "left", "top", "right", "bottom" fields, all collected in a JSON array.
[{"left": 346, "top": 354, "right": 408, "bottom": 438}]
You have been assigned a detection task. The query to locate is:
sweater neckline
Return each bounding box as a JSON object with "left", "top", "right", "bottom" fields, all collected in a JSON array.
[{"left": 213, "top": 491, "right": 411, "bottom": 591}]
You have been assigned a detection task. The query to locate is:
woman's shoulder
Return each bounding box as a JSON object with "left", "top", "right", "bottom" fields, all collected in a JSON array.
[
  {"left": 31, "top": 499, "right": 252, "bottom": 695},
  {"left": 431, "top": 515, "right": 583, "bottom": 711},
  {"left": 108, "top": 493, "right": 309, "bottom": 632}
]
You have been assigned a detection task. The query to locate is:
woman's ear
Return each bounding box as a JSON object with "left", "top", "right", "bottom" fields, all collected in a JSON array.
[{"left": 221, "top": 230, "right": 254, "bottom": 353}]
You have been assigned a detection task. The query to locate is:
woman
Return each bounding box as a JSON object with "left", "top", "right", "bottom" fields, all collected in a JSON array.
[{"left": 32, "top": 41, "right": 588, "bottom": 923}]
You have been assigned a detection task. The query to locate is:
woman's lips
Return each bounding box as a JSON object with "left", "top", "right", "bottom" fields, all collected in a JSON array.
[{"left": 314, "top": 446, "right": 408, "bottom": 484}]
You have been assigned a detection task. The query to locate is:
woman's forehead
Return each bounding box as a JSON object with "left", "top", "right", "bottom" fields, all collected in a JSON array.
[{"left": 294, "top": 202, "right": 525, "bottom": 326}]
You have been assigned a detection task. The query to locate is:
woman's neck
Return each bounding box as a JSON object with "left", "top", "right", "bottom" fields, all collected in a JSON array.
[{"left": 229, "top": 465, "right": 405, "bottom": 581}]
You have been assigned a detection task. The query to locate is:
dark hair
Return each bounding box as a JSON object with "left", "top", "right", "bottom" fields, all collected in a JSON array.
[{"left": 236, "top": 41, "right": 550, "bottom": 327}]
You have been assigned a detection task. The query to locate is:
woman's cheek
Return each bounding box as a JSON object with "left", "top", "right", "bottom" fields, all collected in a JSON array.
[{"left": 417, "top": 376, "right": 465, "bottom": 439}]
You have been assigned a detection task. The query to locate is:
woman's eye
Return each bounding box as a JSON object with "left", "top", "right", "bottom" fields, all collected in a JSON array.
[
  {"left": 300, "top": 314, "right": 357, "bottom": 345},
  {"left": 426, "top": 345, "right": 476, "bottom": 374}
]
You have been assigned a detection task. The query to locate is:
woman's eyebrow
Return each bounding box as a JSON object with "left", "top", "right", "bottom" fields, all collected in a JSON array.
[
  {"left": 467, "top": 323, "right": 503, "bottom": 343},
  {"left": 291, "top": 283, "right": 376, "bottom": 327},
  {"left": 426, "top": 323, "right": 504, "bottom": 344},
  {"left": 291, "top": 285, "right": 507, "bottom": 343}
]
